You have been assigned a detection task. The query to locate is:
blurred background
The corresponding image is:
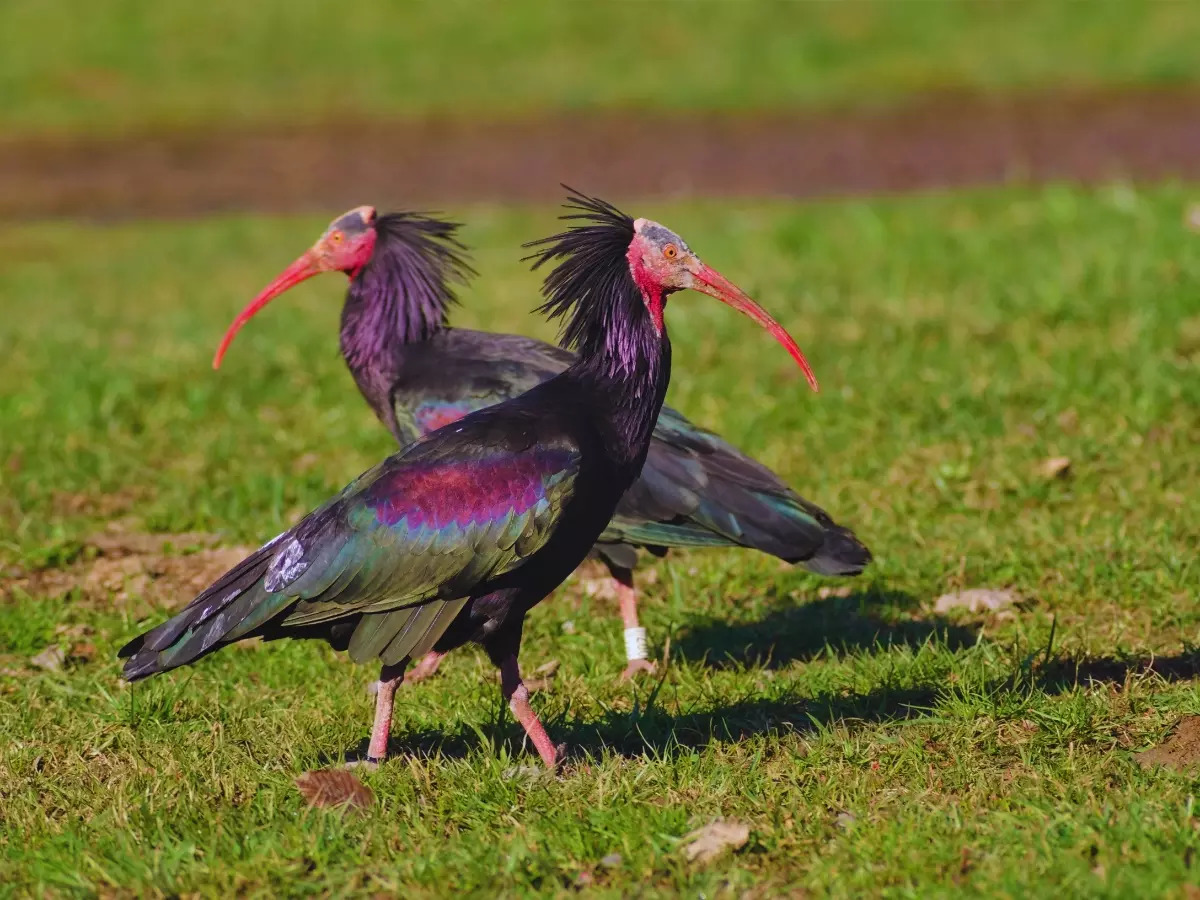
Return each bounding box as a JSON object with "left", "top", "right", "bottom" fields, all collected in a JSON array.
[{"left": 4, "top": 0, "right": 1200, "bottom": 219}]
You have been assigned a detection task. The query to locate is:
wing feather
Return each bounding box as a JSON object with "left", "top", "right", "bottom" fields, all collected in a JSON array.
[{"left": 120, "top": 419, "right": 581, "bottom": 680}]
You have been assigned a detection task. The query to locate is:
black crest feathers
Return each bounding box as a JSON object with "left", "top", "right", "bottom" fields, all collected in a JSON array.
[
  {"left": 370, "top": 212, "right": 476, "bottom": 327},
  {"left": 523, "top": 188, "right": 639, "bottom": 355}
]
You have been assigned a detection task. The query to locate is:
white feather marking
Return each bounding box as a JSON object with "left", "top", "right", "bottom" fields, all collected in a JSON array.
[{"left": 264, "top": 537, "right": 308, "bottom": 593}]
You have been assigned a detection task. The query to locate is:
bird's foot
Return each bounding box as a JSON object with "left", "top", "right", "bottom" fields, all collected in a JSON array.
[
  {"left": 618, "top": 658, "right": 657, "bottom": 682},
  {"left": 503, "top": 743, "right": 569, "bottom": 781}
]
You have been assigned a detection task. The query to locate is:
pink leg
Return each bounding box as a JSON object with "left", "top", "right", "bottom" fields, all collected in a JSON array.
[
  {"left": 365, "top": 662, "right": 406, "bottom": 763},
  {"left": 612, "top": 566, "right": 656, "bottom": 681},
  {"left": 366, "top": 650, "right": 444, "bottom": 696},
  {"left": 405, "top": 650, "right": 447, "bottom": 684},
  {"left": 499, "top": 654, "right": 560, "bottom": 769}
]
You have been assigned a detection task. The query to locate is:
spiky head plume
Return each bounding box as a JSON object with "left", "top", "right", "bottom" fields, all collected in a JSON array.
[
  {"left": 361, "top": 211, "right": 476, "bottom": 334},
  {"left": 524, "top": 188, "right": 643, "bottom": 361}
]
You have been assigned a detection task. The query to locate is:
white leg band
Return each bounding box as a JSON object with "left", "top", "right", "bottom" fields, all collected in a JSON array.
[{"left": 624, "top": 626, "right": 648, "bottom": 662}]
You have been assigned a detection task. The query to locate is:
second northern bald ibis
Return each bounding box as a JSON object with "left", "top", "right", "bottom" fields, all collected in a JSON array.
[{"left": 213, "top": 196, "right": 870, "bottom": 681}]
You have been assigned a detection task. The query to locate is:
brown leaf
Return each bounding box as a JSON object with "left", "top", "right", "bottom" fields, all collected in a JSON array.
[
  {"left": 294, "top": 769, "right": 374, "bottom": 811},
  {"left": 1135, "top": 716, "right": 1200, "bottom": 772},
  {"left": 534, "top": 659, "right": 560, "bottom": 677},
  {"left": 933, "top": 588, "right": 1021, "bottom": 615},
  {"left": 30, "top": 646, "right": 65, "bottom": 672},
  {"left": 69, "top": 642, "right": 97, "bottom": 662},
  {"left": 679, "top": 819, "right": 750, "bottom": 863},
  {"left": 1037, "top": 456, "right": 1072, "bottom": 480}
]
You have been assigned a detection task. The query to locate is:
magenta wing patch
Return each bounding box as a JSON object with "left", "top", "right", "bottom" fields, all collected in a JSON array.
[{"left": 366, "top": 448, "right": 577, "bottom": 531}]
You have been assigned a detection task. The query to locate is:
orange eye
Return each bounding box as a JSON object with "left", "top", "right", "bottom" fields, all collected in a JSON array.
[
  {"left": 663, "top": 244, "right": 678, "bottom": 259},
  {"left": 331, "top": 231, "right": 344, "bottom": 243}
]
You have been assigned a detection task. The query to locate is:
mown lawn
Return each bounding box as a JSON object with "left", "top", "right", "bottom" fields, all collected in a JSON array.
[
  {"left": 0, "top": 184, "right": 1198, "bottom": 896},
  {"left": 2, "top": 0, "right": 1200, "bottom": 137}
]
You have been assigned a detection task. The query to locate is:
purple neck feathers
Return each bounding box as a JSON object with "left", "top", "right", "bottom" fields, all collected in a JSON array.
[
  {"left": 339, "top": 213, "right": 474, "bottom": 373},
  {"left": 525, "top": 191, "right": 671, "bottom": 463}
]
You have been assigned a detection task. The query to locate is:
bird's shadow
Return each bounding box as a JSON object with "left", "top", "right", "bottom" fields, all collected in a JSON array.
[
  {"left": 670, "top": 587, "right": 978, "bottom": 670},
  {"left": 331, "top": 586, "right": 1200, "bottom": 767},
  {"left": 334, "top": 680, "right": 947, "bottom": 767}
]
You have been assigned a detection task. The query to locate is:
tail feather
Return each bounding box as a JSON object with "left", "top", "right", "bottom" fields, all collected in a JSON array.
[
  {"left": 119, "top": 538, "right": 288, "bottom": 681},
  {"left": 610, "top": 407, "right": 872, "bottom": 576},
  {"left": 801, "top": 524, "right": 872, "bottom": 576}
]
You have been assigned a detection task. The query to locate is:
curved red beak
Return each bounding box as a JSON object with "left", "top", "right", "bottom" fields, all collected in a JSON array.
[
  {"left": 212, "top": 250, "right": 323, "bottom": 369},
  {"left": 213, "top": 205, "right": 377, "bottom": 370},
  {"left": 691, "top": 264, "right": 819, "bottom": 392}
]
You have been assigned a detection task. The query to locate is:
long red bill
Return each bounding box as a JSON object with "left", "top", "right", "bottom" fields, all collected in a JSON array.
[
  {"left": 692, "top": 264, "right": 819, "bottom": 392},
  {"left": 212, "top": 251, "right": 321, "bottom": 369}
]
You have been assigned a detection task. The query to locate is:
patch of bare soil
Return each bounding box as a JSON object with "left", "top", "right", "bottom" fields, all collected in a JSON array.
[
  {"left": 48, "top": 488, "right": 144, "bottom": 519},
  {"left": 4, "top": 519, "right": 252, "bottom": 611},
  {"left": 4, "top": 88, "right": 1200, "bottom": 220},
  {"left": 1135, "top": 716, "right": 1200, "bottom": 772}
]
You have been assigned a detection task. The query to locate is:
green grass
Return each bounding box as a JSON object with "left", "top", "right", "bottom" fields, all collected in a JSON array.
[
  {"left": 3, "top": 0, "right": 1200, "bottom": 137},
  {"left": 1, "top": 183, "right": 1199, "bottom": 896}
]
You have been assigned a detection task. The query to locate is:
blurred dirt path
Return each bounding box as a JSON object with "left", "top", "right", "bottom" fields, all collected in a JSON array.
[{"left": 4, "top": 88, "right": 1200, "bottom": 221}]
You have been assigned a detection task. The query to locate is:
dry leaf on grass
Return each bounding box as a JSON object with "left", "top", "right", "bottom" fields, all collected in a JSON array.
[
  {"left": 1037, "top": 456, "right": 1072, "bottom": 480},
  {"left": 679, "top": 819, "right": 750, "bottom": 863},
  {"left": 933, "top": 588, "right": 1021, "bottom": 615},
  {"left": 1135, "top": 716, "right": 1200, "bottom": 772},
  {"left": 294, "top": 769, "right": 374, "bottom": 811}
]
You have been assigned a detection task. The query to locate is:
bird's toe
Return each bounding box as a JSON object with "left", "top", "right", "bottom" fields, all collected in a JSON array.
[{"left": 618, "top": 659, "right": 657, "bottom": 682}]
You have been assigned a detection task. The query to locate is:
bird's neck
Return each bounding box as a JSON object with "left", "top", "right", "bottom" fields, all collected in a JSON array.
[
  {"left": 339, "top": 267, "right": 448, "bottom": 371},
  {"left": 570, "top": 302, "right": 671, "bottom": 471},
  {"left": 337, "top": 212, "right": 470, "bottom": 391}
]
